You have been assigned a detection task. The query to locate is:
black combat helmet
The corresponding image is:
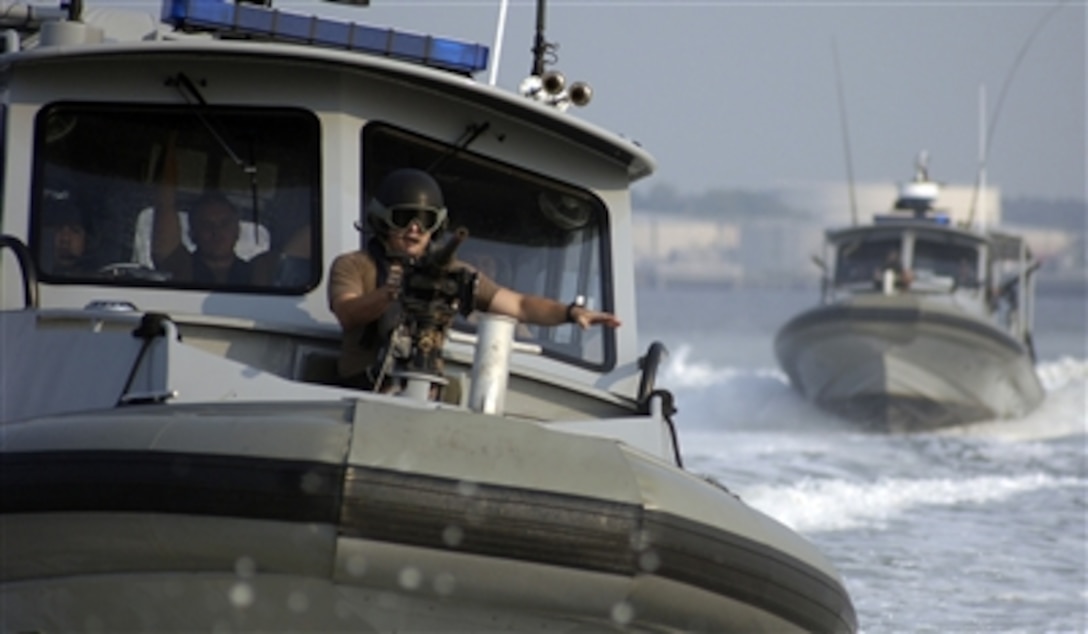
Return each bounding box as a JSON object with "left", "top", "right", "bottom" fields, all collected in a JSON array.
[{"left": 365, "top": 168, "right": 448, "bottom": 235}]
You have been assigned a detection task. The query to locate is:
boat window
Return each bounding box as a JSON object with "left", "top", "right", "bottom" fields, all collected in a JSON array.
[
  {"left": 834, "top": 237, "right": 902, "bottom": 285},
  {"left": 913, "top": 239, "right": 980, "bottom": 288},
  {"left": 362, "top": 124, "right": 615, "bottom": 371},
  {"left": 30, "top": 103, "right": 320, "bottom": 293}
]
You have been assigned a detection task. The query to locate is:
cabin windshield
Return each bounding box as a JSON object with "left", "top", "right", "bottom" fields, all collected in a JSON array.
[
  {"left": 912, "top": 238, "right": 981, "bottom": 288},
  {"left": 363, "top": 124, "right": 615, "bottom": 370},
  {"left": 31, "top": 103, "right": 320, "bottom": 292},
  {"left": 833, "top": 236, "right": 902, "bottom": 286}
]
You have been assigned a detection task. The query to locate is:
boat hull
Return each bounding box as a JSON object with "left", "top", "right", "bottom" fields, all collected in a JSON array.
[
  {"left": 1, "top": 399, "right": 857, "bottom": 633},
  {"left": 775, "top": 296, "right": 1045, "bottom": 430}
]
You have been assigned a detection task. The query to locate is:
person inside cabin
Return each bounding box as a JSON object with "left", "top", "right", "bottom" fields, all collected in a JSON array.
[
  {"left": 152, "top": 188, "right": 254, "bottom": 285},
  {"left": 873, "top": 249, "right": 913, "bottom": 290},
  {"left": 327, "top": 167, "right": 620, "bottom": 391},
  {"left": 954, "top": 257, "right": 979, "bottom": 289},
  {"left": 151, "top": 134, "right": 302, "bottom": 286},
  {"left": 44, "top": 194, "right": 96, "bottom": 276},
  {"left": 150, "top": 134, "right": 253, "bottom": 284}
]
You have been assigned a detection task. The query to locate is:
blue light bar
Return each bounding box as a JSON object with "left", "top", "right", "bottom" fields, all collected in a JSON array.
[
  {"left": 162, "top": 0, "right": 489, "bottom": 75},
  {"left": 873, "top": 213, "right": 950, "bottom": 226}
]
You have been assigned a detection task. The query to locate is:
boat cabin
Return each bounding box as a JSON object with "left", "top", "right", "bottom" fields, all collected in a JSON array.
[
  {"left": 819, "top": 216, "right": 1038, "bottom": 348},
  {"left": 0, "top": 0, "right": 666, "bottom": 432},
  {"left": 29, "top": 107, "right": 617, "bottom": 370},
  {"left": 826, "top": 222, "right": 989, "bottom": 298}
]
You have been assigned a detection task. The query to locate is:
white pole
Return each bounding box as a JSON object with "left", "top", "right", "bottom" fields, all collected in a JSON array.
[
  {"left": 468, "top": 314, "right": 516, "bottom": 414},
  {"left": 488, "top": 0, "right": 509, "bottom": 86}
]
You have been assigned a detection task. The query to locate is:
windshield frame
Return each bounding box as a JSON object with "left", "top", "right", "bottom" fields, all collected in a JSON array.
[{"left": 30, "top": 101, "right": 322, "bottom": 294}]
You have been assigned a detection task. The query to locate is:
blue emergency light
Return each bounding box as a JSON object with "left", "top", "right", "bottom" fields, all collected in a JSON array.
[
  {"left": 161, "top": 0, "right": 489, "bottom": 75},
  {"left": 873, "top": 213, "right": 950, "bottom": 226}
]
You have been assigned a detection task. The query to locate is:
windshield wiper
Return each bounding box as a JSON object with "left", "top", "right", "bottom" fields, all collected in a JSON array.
[
  {"left": 427, "top": 121, "right": 490, "bottom": 174},
  {"left": 168, "top": 72, "right": 262, "bottom": 240}
]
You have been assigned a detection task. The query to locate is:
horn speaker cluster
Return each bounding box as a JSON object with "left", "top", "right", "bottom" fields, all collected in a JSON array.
[{"left": 519, "top": 70, "right": 592, "bottom": 111}]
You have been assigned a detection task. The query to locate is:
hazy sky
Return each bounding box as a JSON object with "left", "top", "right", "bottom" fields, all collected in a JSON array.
[{"left": 121, "top": 0, "right": 1086, "bottom": 200}]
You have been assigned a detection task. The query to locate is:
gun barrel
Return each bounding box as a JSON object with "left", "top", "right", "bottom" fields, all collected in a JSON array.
[{"left": 430, "top": 227, "right": 469, "bottom": 268}]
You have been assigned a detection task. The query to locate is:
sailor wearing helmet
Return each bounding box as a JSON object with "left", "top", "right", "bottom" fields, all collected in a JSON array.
[{"left": 327, "top": 168, "right": 621, "bottom": 390}]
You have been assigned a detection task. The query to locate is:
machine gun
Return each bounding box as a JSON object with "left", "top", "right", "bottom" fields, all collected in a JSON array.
[{"left": 371, "top": 227, "right": 477, "bottom": 400}]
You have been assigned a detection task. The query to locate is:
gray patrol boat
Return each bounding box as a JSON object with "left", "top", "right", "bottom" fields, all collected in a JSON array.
[
  {"left": 776, "top": 156, "right": 1044, "bottom": 430},
  {"left": 0, "top": 1, "right": 856, "bottom": 631}
]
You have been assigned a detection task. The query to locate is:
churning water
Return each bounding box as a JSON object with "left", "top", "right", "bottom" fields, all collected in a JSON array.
[{"left": 637, "top": 284, "right": 1087, "bottom": 633}]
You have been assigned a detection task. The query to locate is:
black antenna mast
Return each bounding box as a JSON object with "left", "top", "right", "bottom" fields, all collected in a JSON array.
[{"left": 530, "top": 0, "right": 552, "bottom": 76}]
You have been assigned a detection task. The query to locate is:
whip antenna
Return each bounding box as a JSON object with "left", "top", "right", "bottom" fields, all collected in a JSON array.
[
  {"left": 488, "top": 0, "right": 509, "bottom": 86},
  {"left": 967, "top": 0, "right": 1069, "bottom": 226},
  {"left": 832, "top": 37, "right": 858, "bottom": 226}
]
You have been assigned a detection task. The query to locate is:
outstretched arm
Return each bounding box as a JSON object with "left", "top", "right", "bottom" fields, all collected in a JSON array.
[{"left": 487, "top": 287, "right": 621, "bottom": 329}]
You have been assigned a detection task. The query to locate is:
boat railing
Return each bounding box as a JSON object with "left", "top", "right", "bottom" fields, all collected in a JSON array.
[
  {"left": 0, "top": 234, "right": 40, "bottom": 309},
  {"left": 992, "top": 259, "right": 1041, "bottom": 348}
]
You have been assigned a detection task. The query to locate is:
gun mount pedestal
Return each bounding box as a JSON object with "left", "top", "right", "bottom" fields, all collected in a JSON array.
[
  {"left": 377, "top": 228, "right": 476, "bottom": 402},
  {"left": 394, "top": 370, "right": 449, "bottom": 400}
]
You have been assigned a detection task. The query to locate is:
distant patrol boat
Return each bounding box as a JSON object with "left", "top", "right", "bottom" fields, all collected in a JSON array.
[{"left": 775, "top": 154, "right": 1045, "bottom": 430}]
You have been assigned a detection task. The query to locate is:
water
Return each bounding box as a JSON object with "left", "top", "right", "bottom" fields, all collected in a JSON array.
[{"left": 636, "top": 284, "right": 1087, "bottom": 633}]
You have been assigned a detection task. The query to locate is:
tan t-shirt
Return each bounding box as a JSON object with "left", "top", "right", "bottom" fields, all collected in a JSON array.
[{"left": 327, "top": 250, "right": 501, "bottom": 378}]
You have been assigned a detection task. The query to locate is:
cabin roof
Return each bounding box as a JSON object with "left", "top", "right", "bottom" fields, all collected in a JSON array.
[
  {"left": 826, "top": 223, "right": 1034, "bottom": 262},
  {"left": 2, "top": 7, "right": 656, "bottom": 182},
  {"left": 826, "top": 222, "right": 988, "bottom": 245}
]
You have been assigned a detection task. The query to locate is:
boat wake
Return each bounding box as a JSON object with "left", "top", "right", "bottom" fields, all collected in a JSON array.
[
  {"left": 658, "top": 345, "right": 855, "bottom": 432},
  {"left": 935, "top": 356, "right": 1087, "bottom": 442},
  {"left": 662, "top": 348, "right": 1086, "bottom": 540},
  {"left": 736, "top": 471, "right": 1083, "bottom": 534},
  {"left": 660, "top": 345, "right": 1087, "bottom": 441}
]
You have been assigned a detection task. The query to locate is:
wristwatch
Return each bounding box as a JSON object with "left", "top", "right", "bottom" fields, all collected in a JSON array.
[{"left": 566, "top": 295, "right": 586, "bottom": 323}]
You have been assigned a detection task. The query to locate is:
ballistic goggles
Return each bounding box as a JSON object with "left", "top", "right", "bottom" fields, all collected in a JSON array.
[{"left": 369, "top": 199, "right": 447, "bottom": 234}]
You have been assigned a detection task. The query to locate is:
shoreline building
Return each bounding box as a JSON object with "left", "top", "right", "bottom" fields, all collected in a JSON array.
[{"left": 634, "top": 181, "right": 1003, "bottom": 288}]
